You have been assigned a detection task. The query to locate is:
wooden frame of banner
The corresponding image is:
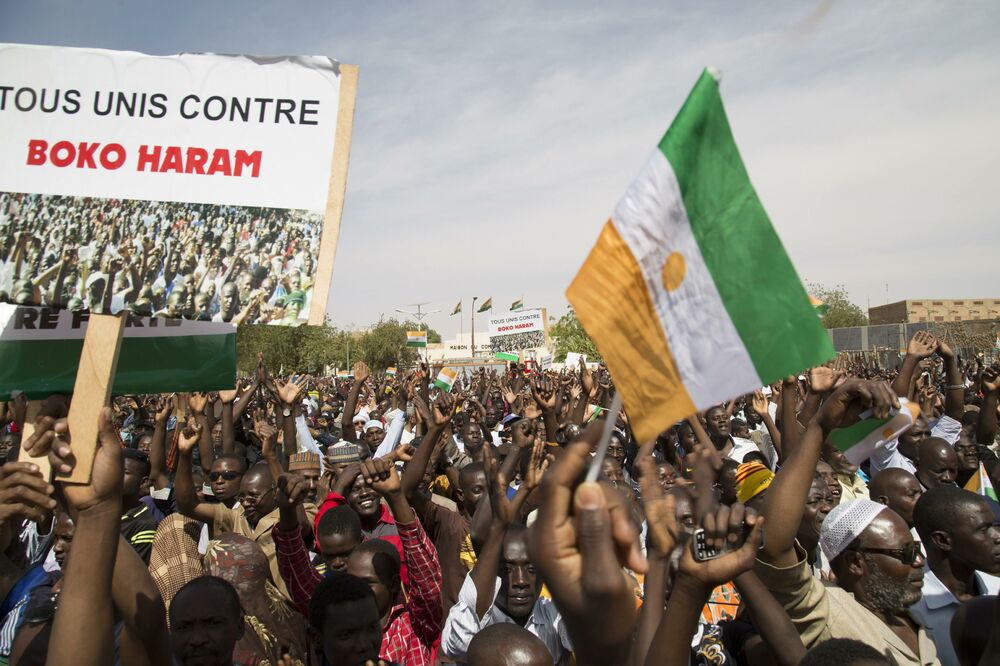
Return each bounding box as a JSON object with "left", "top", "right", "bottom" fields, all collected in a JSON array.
[
  {"left": 308, "top": 63, "right": 360, "bottom": 326},
  {"left": 21, "top": 313, "right": 125, "bottom": 483}
]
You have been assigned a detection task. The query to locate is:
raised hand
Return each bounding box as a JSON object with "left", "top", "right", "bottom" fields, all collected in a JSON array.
[
  {"left": 432, "top": 391, "right": 456, "bottom": 426},
  {"left": 807, "top": 365, "right": 841, "bottom": 393},
  {"left": 483, "top": 444, "right": 517, "bottom": 524},
  {"left": 580, "top": 357, "right": 595, "bottom": 396},
  {"left": 637, "top": 456, "right": 678, "bottom": 556},
  {"left": 907, "top": 330, "right": 938, "bottom": 359},
  {"left": 983, "top": 367, "right": 1000, "bottom": 394},
  {"left": 511, "top": 418, "right": 536, "bottom": 451},
  {"left": 360, "top": 457, "right": 400, "bottom": 497},
  {"left": 276, "top": 473, "right": 309, "bottom": 511},
  {"left": 352, "top": 361, "right": 370, "bottom": 385},
  {"left": 154, "top": 395, "right": 174, "bottom": 424},
  {"left": 816, "top": 379, "right": 899, "bottom": 434},
  {"left": 530, "top": 376, "right": 557, "bottom": 412},
  {"left": 218, "top": 386, "right": 239, "bottom": 404},
  {"left": 61, "top": 408, "right": 124, "bottom": 513},
  {"left": 178, "top": 421, "right": 203, "bottom": 455},
  {"left": 526, "top": 425, "right": 644, "bottom": 665},
  {"left": 0, "top": 462, "right": 56, "bottom": 528},
  {"left": 188, "top": 392, "right": 209, "bottom": 415},
  {"left": 276, "top": 374, "right": 308, "bottom": 406},
  {"left": 254, "top": 420, "right": 278, "bottom": 459},
  {"left": 678, "top": 503, "right": 763, "bottom": 586},
  {"left": 523, "top": 438, "right": 553, "bottom": 491},
  {"left": 750, "top": 390, "right": 769, "bottom": 417}
]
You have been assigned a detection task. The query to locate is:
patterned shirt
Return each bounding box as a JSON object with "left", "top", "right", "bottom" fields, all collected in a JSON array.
[{"left": 273, "top": 515, "right": 443, "bottom": 666}]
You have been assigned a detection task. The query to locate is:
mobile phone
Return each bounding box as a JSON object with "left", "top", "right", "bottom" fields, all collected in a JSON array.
[{"left": 691, "top": 523, "right": 760, "bottom": 561}]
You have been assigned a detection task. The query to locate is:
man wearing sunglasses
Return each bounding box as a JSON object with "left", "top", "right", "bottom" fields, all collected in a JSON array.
[
  {"left": 909, "top": 485, "right": 1000, "bottom": 666},
  {"left": 755, "top": 379, "right": 938, "bottom": 665}
]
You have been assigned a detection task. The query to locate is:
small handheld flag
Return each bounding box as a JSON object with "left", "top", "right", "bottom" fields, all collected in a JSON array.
[
  {"left": 434, "top": 367, "right": 458, "bottom": 392},
  {"left": 964, "top": 462, "right": 998, "bottom": 502},
  {"left": 406, "top": 331, "right": 427, "bottom": 348},
  {"left": 495, "top": 351, "right": 519, "bottom": 362},
  {"left": 829, "top": 399, "right": 921, "bottom": 465}
]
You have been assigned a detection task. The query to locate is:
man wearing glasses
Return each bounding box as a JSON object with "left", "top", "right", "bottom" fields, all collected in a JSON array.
[{"left": 755, "top": 380, "right": 938, "bottom": 666}]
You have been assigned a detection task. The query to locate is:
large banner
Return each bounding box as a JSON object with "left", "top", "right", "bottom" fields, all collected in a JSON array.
[
  {"left": 0, "top": 304, "right": 235, "bottom": 399},
  {"left": 488, "top": 308, "right": 546, "bottom": 353},
  {"left": 0, "top": 43, "right": 357, "bottom": 326}
]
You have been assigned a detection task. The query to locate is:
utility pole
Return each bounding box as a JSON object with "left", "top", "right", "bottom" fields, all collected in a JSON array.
[
  {"left": 471, "top": 296, "right": 478, "bottom": 359},
  {"left": 396, "top": 302, "right": 440, "bottom": 364}
]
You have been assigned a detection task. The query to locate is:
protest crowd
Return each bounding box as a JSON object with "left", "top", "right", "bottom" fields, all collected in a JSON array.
[
  {"left": 0, "top": 192, "right": 323, "bottom": 325},
  {"left": 0, "top": 333, "right": 999, "bottom": 666}
]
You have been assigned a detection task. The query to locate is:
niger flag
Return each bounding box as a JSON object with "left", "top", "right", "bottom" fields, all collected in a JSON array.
[{"left": 567, "top": 69, "right": 833, "bottom": 442}]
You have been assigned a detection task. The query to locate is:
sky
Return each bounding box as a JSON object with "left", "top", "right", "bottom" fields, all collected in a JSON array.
[{"left": 3, "top": 1, "right": 998, "bottom": 337}]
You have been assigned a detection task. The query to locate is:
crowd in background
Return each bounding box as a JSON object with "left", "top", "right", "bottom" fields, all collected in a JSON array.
[
  {"left": 0, "top": 333, "right": 1000, "bottom": 665},
  {"left": 0, "top": 191, "right": 323, "bottom": 324}
]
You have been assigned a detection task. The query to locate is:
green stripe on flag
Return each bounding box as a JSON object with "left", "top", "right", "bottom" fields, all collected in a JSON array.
[
  {"left": 658, "top": 69, "right": 834, "bottom": 381},
  {"left": 828, "top": 417, "right": 891, "bottom": 454},
  {"left": 0, "top": 333, "right": 236, "bottom": 399},
  {"left": 496, "top": 351, "right": 519, "bottom": 361}
]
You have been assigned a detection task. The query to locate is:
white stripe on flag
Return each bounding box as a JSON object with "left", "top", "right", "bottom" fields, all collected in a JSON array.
[{"left": 611, "top": 150, "right": 761, "bottom": 407}]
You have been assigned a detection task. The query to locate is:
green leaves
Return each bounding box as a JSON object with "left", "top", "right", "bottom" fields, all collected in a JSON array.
[{"left": 550, "top": 307, "right": 602, "bottom": 363}]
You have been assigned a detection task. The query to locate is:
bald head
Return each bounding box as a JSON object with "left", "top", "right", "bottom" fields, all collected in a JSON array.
[
  {"left": 870, "top": 468, "right": 923, "bottom": 526},
  {"left": 467, "top": 624, "right": 553, "bottom": 666},
  {"left": 916, "top": 437, "right": 958, "bottom": 489}
]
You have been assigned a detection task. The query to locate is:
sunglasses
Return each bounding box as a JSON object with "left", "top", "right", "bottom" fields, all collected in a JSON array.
[
  {"left": 851, "top": 542, "right": 923, "bottom": 566},
  {"left": 209, "top": 471, "right": 242, "bottom": 482}
]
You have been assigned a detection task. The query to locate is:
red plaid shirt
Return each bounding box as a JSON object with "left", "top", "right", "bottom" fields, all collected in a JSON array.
[{"left": 273, "top": 515, "right": 443, "bottom": 666}]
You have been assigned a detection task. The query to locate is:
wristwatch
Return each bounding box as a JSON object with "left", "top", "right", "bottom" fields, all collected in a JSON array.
[{"left": 282, "top": 407, "right": 292, "bottom": 418}]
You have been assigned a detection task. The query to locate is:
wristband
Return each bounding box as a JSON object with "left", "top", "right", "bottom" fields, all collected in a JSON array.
[{"left": 945, "top": 384, "right": 964, "bottom": 390}]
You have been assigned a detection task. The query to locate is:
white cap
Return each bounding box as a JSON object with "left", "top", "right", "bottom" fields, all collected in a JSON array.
[
  {"left": 820, "top": 498, "right": 888, "bottom": 561},
  {"left": 363, "top": 420, "right": 384, "bottom": 433}
]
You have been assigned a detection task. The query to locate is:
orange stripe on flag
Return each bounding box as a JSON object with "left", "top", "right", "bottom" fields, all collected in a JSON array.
[{"left": 567, "top": 220, "right": 695, "bottom": 442}]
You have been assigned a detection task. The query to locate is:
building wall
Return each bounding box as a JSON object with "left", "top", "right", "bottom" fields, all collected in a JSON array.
[{"left": 869, "top": 299, "right": 1000, "bottom": 324}]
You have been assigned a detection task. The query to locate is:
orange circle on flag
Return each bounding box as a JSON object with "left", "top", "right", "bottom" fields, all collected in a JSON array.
[
  {"left": 662, "top": 252, "right": 686, "bottom": 292},
  {"left": 882, "top": 427, "right": 894, "bottom": 439}
]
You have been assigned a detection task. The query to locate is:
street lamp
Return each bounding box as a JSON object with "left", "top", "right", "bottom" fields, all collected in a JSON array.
[{"left": 396, "top": 303, "right": 440, "bottom": 363}]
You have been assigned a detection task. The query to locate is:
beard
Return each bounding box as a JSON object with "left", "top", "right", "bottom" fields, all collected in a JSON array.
[{"left": 862, "top": 554, "right": 921, "bottom": 613}]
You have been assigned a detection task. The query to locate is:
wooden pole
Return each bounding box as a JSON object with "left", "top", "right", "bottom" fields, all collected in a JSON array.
[
  {"left": 21, "top": 313, "right": 125, "bottom": 483},
  {"left": 308, "top": 64, "right": 360, "bottom": 326}
]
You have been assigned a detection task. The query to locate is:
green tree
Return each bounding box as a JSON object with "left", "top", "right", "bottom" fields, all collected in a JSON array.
[
  {"left": 235, "top": 319, "right": 441, "bottom": 375},
  {"left": 549, "top": 307, "right": 602, "bottom": 363},
  {"left": 808, "top": 283, "right": 868, "bottom": 329}
]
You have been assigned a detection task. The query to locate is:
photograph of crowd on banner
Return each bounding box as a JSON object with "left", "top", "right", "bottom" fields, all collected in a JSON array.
[
  {"left": 0, "top": 191, "right": 324, "bottom": 324},
  {"left": 488, "top": 308, "right": 547, "bottom": 354},
  {"left": 0, "top": 43, "right": 347, "bottom": 327}
]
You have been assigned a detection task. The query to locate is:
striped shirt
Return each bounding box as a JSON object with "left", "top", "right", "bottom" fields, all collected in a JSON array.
[{"left": 121, "top": 504, "right": 158, "bottom": 564}]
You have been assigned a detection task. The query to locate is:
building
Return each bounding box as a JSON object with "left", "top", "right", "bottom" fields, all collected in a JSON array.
[{"left": 868, "top": 298, "right": 1000, "bottom": 325}]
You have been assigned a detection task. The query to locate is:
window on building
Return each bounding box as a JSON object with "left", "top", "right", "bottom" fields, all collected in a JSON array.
[
  {"left": 932, "top": 301, "right": 943, "bottom": 305},
  {"left": 934, "top": 316, "right": 944, "bottom": 322},
  {"left": 954, "top": 300, "right": 964, "bottom": 305},
  {"left": 975, "top": 300, "right": 984, "bottom": 305},
  {"left": 912, "top": 301, "right": 923, "bottom": 305}
]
